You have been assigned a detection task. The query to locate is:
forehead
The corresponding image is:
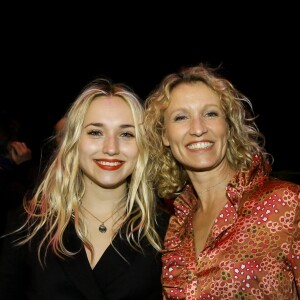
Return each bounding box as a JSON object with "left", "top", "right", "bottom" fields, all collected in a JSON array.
[
  {"left": 168, "top": 82, "right": 220, "bottom": 106},
  {"left": 86, "top": 96, "right": 132, "bottom": 116}
]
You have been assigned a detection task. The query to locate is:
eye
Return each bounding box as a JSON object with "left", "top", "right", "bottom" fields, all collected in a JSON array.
[
  {"left": 121, "top": 131, "right": 135, "bottom": 138},
  {"left": 88, "top": 129, "right": 103, "bottom": 137},
  {"left": 204, "top": 111, "right": 219, "bottom": 118},
  {"left": 173, "top": 114, "right": 188, "bottom": 122}
]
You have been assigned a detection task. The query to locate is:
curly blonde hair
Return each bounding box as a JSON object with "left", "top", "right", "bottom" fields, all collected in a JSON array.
[
  {"left": 144, "top": 63, "right": 268, "bottom": 199},
  {"left": 15, "top": 78, "right": 161, "bottom": 265}
]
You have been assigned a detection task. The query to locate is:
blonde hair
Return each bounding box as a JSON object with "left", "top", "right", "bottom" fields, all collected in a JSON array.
[
  {"left": 144, "top": 63, "right": 268, "bottom": 199},
  {"left": 15, "top": 78, "right": 161, "bottom": 265}
]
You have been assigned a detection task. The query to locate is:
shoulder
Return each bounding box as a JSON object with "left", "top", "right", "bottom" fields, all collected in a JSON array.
[
  {"left": 266, "top": 177, "right": 300, "bottom": 197},
  {"left": 258, "top": 177, "right": 300, "bottom": 214}
]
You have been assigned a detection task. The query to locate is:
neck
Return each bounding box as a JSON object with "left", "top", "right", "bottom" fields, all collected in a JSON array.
[
  {"left": 192, "top": 169, "right": 234, "bottom": 207},
  {"left": 198, "top": 172, "right": 229, "bottom": 194},
  {"left": 81, "top": 185, "right": 128, "bottom": 210},
  {"left": 82, "top": 193, "right": 126, "bottom": 212}
]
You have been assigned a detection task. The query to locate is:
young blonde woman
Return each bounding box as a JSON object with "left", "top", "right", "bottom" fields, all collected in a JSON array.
[{"left": 0, "top": 78, "right": 169, "bottom": 300}]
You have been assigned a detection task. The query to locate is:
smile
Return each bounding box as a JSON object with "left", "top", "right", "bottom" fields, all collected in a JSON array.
[
  {"left": 98, "top": 161, "right": 122, "bottom": 166},
  {"left": 187, "top": 142, "right": 213, "bottom": 150},
  {"left": 94, "top": 160, "right": 125, "bottom": 171}
]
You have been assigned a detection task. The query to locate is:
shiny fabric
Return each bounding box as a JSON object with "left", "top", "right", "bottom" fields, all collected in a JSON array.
[{"left": 162, "top": 155, "right": 300, "bottom": 299}]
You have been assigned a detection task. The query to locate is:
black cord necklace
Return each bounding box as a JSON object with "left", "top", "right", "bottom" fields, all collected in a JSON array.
[{"left": 81, "top": 205, "right": 124, "bottom": 233}]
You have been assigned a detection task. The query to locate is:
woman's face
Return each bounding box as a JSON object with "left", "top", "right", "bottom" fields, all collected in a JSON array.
[
  {"left": 78, "top": 96, "right": 139, "bottom": 189},
  {"left": 162, "top": 82, "right": 229, "bottom": 172}
]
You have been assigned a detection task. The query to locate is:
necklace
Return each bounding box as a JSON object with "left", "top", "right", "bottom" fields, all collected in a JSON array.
[
  {"left": 81, "top": 204, "right": 124, "bottom": 233},
  {"left": 198, "top": 173, "right": 229, "bottom": 195}
]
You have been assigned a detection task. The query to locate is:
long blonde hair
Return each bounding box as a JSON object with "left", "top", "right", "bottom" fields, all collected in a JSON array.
[
  {"left": 14, "top": 78, "right": 161, "bottom": 265},
  {"left": 144, "top": 63, "right": 268, "bottom": 199}
]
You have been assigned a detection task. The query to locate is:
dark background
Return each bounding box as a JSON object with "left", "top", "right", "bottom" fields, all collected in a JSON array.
[{"left": 1, "top": 5, "right": 299, "bottom": 181}]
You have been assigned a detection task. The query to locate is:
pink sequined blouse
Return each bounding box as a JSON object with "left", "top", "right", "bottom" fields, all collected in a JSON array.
[{"left": 162, "top": 155, "right": 300, "bottom": 299}]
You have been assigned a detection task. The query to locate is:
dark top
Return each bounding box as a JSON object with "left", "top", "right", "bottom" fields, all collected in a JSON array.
[{"left": 0, "top": 209, "right": 169, "bottom": 300}]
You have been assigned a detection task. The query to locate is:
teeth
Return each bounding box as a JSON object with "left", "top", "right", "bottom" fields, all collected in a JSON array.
[
  {"left": 187, "top": 142, "right": 212, "bottom": 150},
  {"left": 99, "top": 161, "right": 121, "bottom": 166}
]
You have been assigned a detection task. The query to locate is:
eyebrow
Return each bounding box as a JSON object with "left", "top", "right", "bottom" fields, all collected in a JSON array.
[{"left": 84, "top": 122, "right": 135, "bottom": 129}]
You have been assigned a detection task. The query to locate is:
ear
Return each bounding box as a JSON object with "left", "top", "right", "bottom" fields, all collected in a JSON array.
[{"left": 162, "top": 131, "right": 170, "bottom": 146}]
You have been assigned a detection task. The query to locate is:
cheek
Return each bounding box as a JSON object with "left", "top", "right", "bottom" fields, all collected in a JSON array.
[
  {"left": 123, "top": 143, "right": 139, "bottom": 159},
  {"left": 126, "top": 148, "right": 139, "bottom": 172},
  {"left": 169, "top": 132, "right": 183, "bottom": 147},
  {"left": 130, "top": 147, "right": 139, "bottom": 161},
  {"left": 78, "top": 138, "right": 99, "bottom": 155},
  {"left": 163, "top": 125, "right": 181, "bottom": 146},
  {"left": 215, "top": 119, "right": 229, "bottom": 137}
]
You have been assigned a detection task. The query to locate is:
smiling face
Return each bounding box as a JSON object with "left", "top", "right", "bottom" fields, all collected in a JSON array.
[
  {"left": 78, "top": 96, "right": 139, "bottom": 189},
  {"left": 162, "top": 82, "right": 229, "bottom": 173}
]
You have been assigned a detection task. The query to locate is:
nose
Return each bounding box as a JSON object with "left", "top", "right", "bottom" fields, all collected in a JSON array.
[
  {"left": 103, "top": 136, "right": 120, "bottom": 156},
  {"left": 189, "top": 117, "right": 207, "bottom": 136}
]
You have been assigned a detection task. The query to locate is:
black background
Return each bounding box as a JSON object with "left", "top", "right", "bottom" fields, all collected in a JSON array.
[{"left": 1, "top": 5, "right": 299, "bottom": 179}]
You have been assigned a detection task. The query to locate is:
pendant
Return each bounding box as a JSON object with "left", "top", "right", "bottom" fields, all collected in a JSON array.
[{"left": 99, "top": 223, "right": 107, "bottom": 233}]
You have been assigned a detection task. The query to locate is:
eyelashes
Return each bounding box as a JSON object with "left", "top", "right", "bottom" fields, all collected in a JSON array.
[
  {"left": 87, "top": 129, "right": 135, "bottom": 138},
  {"left": 172, "top": 111, "right": 220, "bottom": 122}
]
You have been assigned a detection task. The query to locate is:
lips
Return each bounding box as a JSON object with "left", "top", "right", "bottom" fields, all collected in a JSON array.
[{"left": 94, "top": 159, "right": 125, "bottom": 171}]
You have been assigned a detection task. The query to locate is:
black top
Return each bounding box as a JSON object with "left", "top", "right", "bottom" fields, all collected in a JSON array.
[{"left": 0, "top": 209, "right": 169, "bottom": 300}]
